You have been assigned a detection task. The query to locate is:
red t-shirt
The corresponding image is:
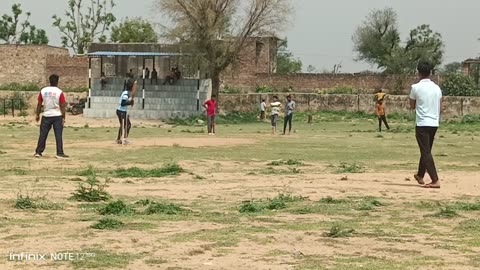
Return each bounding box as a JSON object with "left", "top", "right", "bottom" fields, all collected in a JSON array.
[{"left": 204, "top": 99, "right": 217, "bottom": 116}]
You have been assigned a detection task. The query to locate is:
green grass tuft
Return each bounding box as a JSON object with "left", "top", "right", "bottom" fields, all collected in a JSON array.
[
  {"left": 99, "top": 200, "right": 135, "bottom": 215},
  {"left": 323, "top": 224, "right": 355, "bottom": 238},
  {"left": 91, "top": 218, "right": 124, "bottom": 230},
  {"left": 336, "top": 162, "right": 365, "bottom": 173},
  {"left": 144, "top": 201, "right": 186, "bottom": 215},
  {"left": 113, "top": 162, "right": 184, "bottom": 178}
]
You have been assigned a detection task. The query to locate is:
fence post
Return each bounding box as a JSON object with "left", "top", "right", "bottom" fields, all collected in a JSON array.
[{"left": 11, "top": 99, "right": 15, "bottom": 117}]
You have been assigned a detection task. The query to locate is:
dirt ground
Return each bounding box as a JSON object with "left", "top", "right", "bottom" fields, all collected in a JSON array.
[{"left": 1, "top": 115, "right": 479, "bottom": 270}]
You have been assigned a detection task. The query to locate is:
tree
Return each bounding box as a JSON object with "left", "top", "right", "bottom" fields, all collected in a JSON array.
[
  {"left": 441, "top": 73, "right": 479, "bottom": 96},
  {"left": 276, "top": 40, "right": 302, "bottom": 74},
  {"left": 442, "top": 62, "right": 462, "bottom": 74},
  {"left": 111, "top": 18, "right": 158, "bottom": 43},
  {"left": 52, "top": 0, "right": 116, "bottom": 54},
  {"left": 0, "top": 4, "right": 48, "bottom": 44},
  {"left": 157, "top": 0, "right": 292, "bottom": 98},
  {"left": 353, "top": 8, "right": 444, "bottom": 74}
]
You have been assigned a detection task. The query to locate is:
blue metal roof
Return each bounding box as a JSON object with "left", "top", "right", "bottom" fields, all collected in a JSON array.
[{"left": 87, "top": 51, "right": 184, "bottom": 57}]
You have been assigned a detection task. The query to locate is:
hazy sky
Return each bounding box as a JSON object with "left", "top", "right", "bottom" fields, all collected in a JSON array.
[{"left": 1, "top": 0, "right": 480, "bottom": 72}]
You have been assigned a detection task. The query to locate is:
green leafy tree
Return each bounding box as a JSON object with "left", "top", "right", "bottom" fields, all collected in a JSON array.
[
  {"left": 353, "top": 8, "right": 444, "bottom": 74},
  {"left": 52, "top": 0, "right": 116, "bottom": 54},
  {"left": 442, "top": 62, "right": 462, "bottom": 74},
  {"left": 111, "top": 18, "right": 158, "bottom": 43},
  {"left": 0, "top": 4, "right": 48, "bottom": 44},
  {"left": 441, "top": 73, "right": 479, "bottom": 96},
  {"left": 157, "top": 0, "right": 292, "bottom": 98},
  {"left": 276, "top": 40, "right": 302, "bottom": 74}
]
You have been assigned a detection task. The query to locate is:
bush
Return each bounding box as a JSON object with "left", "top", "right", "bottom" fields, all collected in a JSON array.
[
  {"left": 71, "top": 173, "right": 111, "bottom": 202},
  {"left": 91, "top": 218, "right": 124, "bottom": 230},
  {"left": 144, "top": 202, "right": 185, "bottom": 215},
  {"left": 318, "top": 86, "right": 356, "bottom": 95},
  {"left": 462, "top": 114, "right": 480, "bottom": 124},
  {"left": 255, "top": 85, "right": 275, "bottom": 93},
  {"left": 0, "top": 82, "right": 40, "bottom": 92},
  {"left": 441, "top": 73, "right": 480, "bottom": 96},
  {"left": 113, "top": 162, "right": 184, "bottom": 178},
  {"left": 99, "top": 200, "right": 135, "bottom": 215}
]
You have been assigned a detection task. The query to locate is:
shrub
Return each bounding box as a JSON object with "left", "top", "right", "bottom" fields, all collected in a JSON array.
[
  {"left": 144, "top": 202, "right": 186, "bottom": 215},
  {"left": 255, "top": 85, "right": 275, "bottom": 93},
  {"left": 99, "top": 200, "right": 135, "bottom": 215},
  {"left": 462, "top": 114, "right": 480, "bottom": 124},
  {"left": 441, "top": 73, "right": 480, "bottom": 96},
  {"left": 91, "top": 218, "right": 124, "bottom": 230},
  {"left": 239, "top": 201, "right": 265, "bottom": 213},
  {"left": 0, "top": 82, "right": 40, "bottom": 91},
  {"left": 113, "top": 162, "right": 184, "bottom": 178},
  {"left": 71, "top": 174, "right": 111, "bottom": 202},
  {"left": 15, "top": 195, "right": 36, "bottom": 209}
]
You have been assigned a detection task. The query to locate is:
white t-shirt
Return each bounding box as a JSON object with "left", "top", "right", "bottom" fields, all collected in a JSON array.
[
  {"left": 38, "top": 86, "right": 66, "bottom": 117},
  {"left": 270, "top": 101, "right": 281, "bottom": 115},
  {"left": 260, "top": 102, "right": 266, "bottom": 112},
  {"left": 409, "top": 79, "right": 442, "bottom": 127}
]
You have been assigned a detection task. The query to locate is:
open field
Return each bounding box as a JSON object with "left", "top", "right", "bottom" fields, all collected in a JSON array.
[{"left": 0, "top": 112, "right": 479, "bottom": 270}]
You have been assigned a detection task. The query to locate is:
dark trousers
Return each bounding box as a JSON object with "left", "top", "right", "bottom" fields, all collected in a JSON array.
[
  {"left": 260, "top": 111, "right": 265, "bottom": 120},
  {"left": 415, "top": 126, "right": 439, "bottom": 182},
  {"left": 207, "top": 115, "right": 215, "bottom": 133},
  {"left": 35, "top": 116, "right": 64, "bottom": 155},
  {"left": 117, "top": 110, "right": 131, "bottom": 140},
  {"left": 283, "top": 113, "right": 293, "bottom": 134},
  {"left": 378, "top": 115, "right": 390, "bottom": 131}
]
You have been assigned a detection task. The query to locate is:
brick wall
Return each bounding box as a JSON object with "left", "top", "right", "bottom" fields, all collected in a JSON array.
[
  {"left": 220, "top": 94, "right": 479, "bottom": 118},
  {"left": 0, "top": 45, "right": 67, "bottom": 86},
  {"left": 45, "top": 55, "right": 88, "bottom": 89},
  {"left": 223, "top": 73, "right": 445, "bottom": 95}
]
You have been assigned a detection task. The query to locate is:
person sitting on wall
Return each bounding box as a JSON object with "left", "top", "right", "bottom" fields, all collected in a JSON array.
[
  {"left": 100, "top": 72, "right": 107, "bottom": 90},
  {"left": 151, "top": 68, "right": 158, "bottom": 84},
  {"left": 145, "top": 68, "right": 150, "bottom": 80},
  {"left": 174, "top": 67, "right": 182, "bottom": 81},
  {"left": 163, "top": 68, "right": 176, "bottom": 85}
]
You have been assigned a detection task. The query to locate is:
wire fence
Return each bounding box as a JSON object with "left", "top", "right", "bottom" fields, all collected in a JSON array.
[{"left": 0, "top": 99, "right": 27, "bottom": 117}]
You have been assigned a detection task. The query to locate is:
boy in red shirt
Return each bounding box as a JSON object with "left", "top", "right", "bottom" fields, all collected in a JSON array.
[{"left": 203, "top": 95, "right": 217, "bottom": 135}]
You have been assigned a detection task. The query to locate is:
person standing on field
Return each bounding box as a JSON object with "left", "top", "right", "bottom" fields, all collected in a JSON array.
[
  {"left": 260, "top": 98, "right": 266, "bottom": 120},
  {"left": 409, "top": 60, "right": 444, "bottom": 189},
  {"left": 116, "top": 79, "right": 136, "bottom": 145},
  {"left": 270, "top": 96, "right": 282, "bottom": 135},
  {"left": 34, "top": 74, "right": 69, "bottom": 159},
  {"left": 283, "top": 95, "right": 296, "bottom": 135},
  {"left": 203, "top": 94, "right": 217, "bottom": 135},
  {"left": 375, "top": 100, "right": 390, "bottom": 132}
]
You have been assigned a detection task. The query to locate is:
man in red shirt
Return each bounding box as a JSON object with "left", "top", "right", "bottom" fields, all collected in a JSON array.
[
  {"left": 34, "top": 74, "right": 69, "bottom": 159},
  {"left": 203, "top": 94, "right": 217, "bottom": 135}
]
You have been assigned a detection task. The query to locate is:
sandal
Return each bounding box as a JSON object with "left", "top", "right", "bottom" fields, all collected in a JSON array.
[
  {"left": 423, "top": 182, "right": 441, "bottom": 189},
  {"left": 414, "top": 174, "right": 425, "bottom": 185}
]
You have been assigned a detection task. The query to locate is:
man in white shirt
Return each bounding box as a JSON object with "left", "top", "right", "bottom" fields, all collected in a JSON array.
[
  {"left": 283, "top": 95, "right": 296, "bottom": 135},
  {"left": 270, "top": 96, "right": 282, "bottom": 135},
  {"left": 409, "top": 61, "right": 443, "bottom": 188},
  {"left": 34, "top": 74, "right": 69, "bottom": 159},
  {"left": 260, "top": 98, "right": 266, "bottom": 120}
]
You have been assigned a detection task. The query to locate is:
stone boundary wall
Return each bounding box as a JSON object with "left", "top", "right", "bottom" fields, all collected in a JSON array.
[
  {"left": 223, "top": 73, "right": 445, "bottom": 95},
  {"left": 220, "top": 94, "right": 480, "bottom": 118}
]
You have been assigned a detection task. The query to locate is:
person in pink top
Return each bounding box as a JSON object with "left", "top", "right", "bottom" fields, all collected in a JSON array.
[
  {"left": 203, "top": 94, "right": 217, "bottom": 135},
  {"left": 34, "top": 74, "right": 69, "bottom": 159}
]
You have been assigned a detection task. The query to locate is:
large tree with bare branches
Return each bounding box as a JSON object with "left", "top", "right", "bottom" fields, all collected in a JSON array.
[
  {"left": 157, "top": 0, "right": 292, "bottom": 98},
  {"left": 52, "top": 0, "right": 116, "bottom": 54}
]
